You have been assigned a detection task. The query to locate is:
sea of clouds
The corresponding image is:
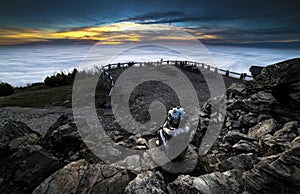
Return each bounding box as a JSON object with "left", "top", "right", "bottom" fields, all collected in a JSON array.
[{"left": 0, "top": 44, "right": 299, "bottom": 86}]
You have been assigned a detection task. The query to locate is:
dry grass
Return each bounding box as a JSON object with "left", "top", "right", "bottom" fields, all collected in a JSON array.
[{"left": 0, "top": 83, "right": 107, "bottom": 108}]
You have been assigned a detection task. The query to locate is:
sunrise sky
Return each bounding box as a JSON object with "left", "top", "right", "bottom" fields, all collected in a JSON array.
[{"left": 0, "top": 0, "right": 299, "bottom": 48}]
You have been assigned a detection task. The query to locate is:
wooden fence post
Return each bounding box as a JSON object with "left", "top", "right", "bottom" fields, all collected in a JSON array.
[
  {"left": 214, "top": 67, "right": 218, "bottom": 73},
  {"left": 225, "top": 70, "right": 229, "bottom": 76}
]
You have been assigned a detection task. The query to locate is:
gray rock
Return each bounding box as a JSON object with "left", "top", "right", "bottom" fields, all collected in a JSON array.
[
  {"left": 227, "top": 83, "right": 248, "bottom": 100},
  {"left": 112, "top": 153, "right": 155, "bottom": 171},
  {"left": 113, "top": 134, "right": 124, "bottom": 142},
  {"left": 8, "top": 133, "right": 40, "bottom": 151},
  {"left": 168, "top": 137, "right": 300, "bottom": 194},
  {"left": 0, "top": 121, "right": 40, "bottom": 154},
  {"left": 160, "top": 146, "right": 198, "bottom": 174},
  {"left": 41, "top": 115, "right": 85, "bottom": 161},
  {"left": 0, "top": 143, "right": 60, "bottom": 194},
  {"left": 243, "top": 92, "right": 277, "bottom": 113},
  {"left": 288, "top": 81, "right": 300, "bottom": 91},
  {"left": 125, "top": 171, "right": 166, "bottom": 194},
  {"left": 33, "top": 159, "right": 130, "bottom": 194},
  {"left": 191, "top": 125, "right": 207, "bottom": 147},
  {"left": 273, "top": 121, "right": 300, "bottom": 142},
  {"left": 259, "top": 134, "right": 284, "bottom": 155},
  {"left": 243, "top": 137, "right": 300, "bottom": 193},
  {"left": 288, "top": 82, "right": 300, "bottom": 104},
  {"left": 289, "top": 91, "right": 300, "bottom": 104},
  {"left": 225, "top": 119, "right": 242, "bottom": 129},
  {"left": 260, "top": 121, "right": 300, "bottom": 152},
  {"left": 255, "top": 58, "right": 300, "bottom": 89},
  {"left": 218, "top": 153, "right": 259, "bottom": 172},
  {"left": 233, "top": 140, "right": 260, "bottom": 154},
  {"left": 226, "top": 110, "right": 235, "bottom": 119},
  {"left": 167, "top": 170, "right": 243, "bottom": 194},
  {"left": 239, "top": 112, "right": 258, "bottom": 127},
  {"left": 248, "top": 119, "right": 277, "bottom": 139},
  {"left": 257, "top": 114, "right": 272, "bottom": 122},
  {"left": 129, "top": 135, "right": 138, "bottom": 142},
  {"left": 198, "top": 153, "right": 230, "bottom": 174},
  {"left": 254, "top": 59, "right": 300, "bottom": 107},
  {"left": 254, "top": 91, "right": 278, "bottom": 104},
  {"left": 231, "top": 109, "right": 247, "bottom": 118},
  {"left": 223, "top": 131, "right": 256, "bottom": 145},
  {"left": 226, "top": 100, "right": 246, "bottom": 111}
]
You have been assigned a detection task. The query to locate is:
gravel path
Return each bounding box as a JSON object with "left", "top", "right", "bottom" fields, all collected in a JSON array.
[
  {"left": 0, "top": 106, "right": 72, "bottom": 136},
  {"left": 0, "top": 68, "right": 242, "bottom": 136}
]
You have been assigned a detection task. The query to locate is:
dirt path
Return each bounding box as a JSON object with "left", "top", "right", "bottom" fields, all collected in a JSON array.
[
  {"left": 0, "top": 67, "right": 243, "bottom": 136},
  {"left": 0, "top": 106, "right": 72, "bottom": 136}
]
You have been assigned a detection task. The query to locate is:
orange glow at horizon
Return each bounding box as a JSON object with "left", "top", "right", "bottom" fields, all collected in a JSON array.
[{"left": 0, "top": 22, "right": 220, "bottom": 45}]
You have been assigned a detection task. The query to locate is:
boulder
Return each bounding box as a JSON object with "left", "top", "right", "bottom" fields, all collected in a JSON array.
[
  {"left": 254, "top": 58, "right": 300, "bottom": 107},
  {"left": 243, "top": 92, "right": 277, "bottom": 113},
  {"left": 223, "top": 131, "right": 256, "bottom": 145},
  {"left": 0, "top": 143, "right": 60, "bottom": 194},
  {"left": 243, "top": 137, "right": 300, "bottom": 193},
  {"left": 289, "top": 91, "right": 300, "bottom": 104},
  {"left": 191, "top": 124, "right": 207, "bottom": 147},
  {"left": 255, "top": 58, "right": 300, "bottom": 89},
  {"left": 256, "top": 121, "right": 299, "bottom": 155},
  {"left": 288, "top": 82, "right": 300, "bottom": 104},
  {"left": 257, "top": 114, "right": 272, "bottom": 122},
  {"left": 160, "top": 146, "right": 198, "bottom": 174},
  {"left": 167, "top": 170, "right": 243, "bottom": 194},
  {"left": 33, "top": 159, "right": 130, "bottom": 194},
  {"left": 218, "top": 153, "right": 259, "bottom": 172},
  {"left": 273, "top": 121, "right": 300, "bottom": 142},
  {"left": 112, "top": 152, "right": 156, "bottom": 171},
  {"left": 226, "top": 100, "right": 247, "bottom": 111},
  {"left": 259, "top": 134, "right": 285, "bottom": 155},
  {"left": 8, "top": 133, "right": 40, "bottom": 151},
  {"left": 225, "top": 119, "right": 242, "bottom": 129},
  {"left": 197, "top": 153, "right": 230, "bottom": 174},
  {"left": 0, "top": 121, "right": 40, "bottom": 155},
  {"left": 125, "top": 171, "right": 166, "bottom": 194},
  {"left": 40, "top": 115, "right": 86, "bottom": 161},
  {"left": 226, "top": 83, "right": 248, "bottom": 100},
  {"left": 233, "top": 140, "right": 260, "bottom": 154},
  {"left": 248, "top": 119, "right": 277, "bottom": 139},
  {"left": 168, "top": 138, "right": 300, "bottom": 194},
  {"left": 239, "top": 112, "right": 258, "bottom": 127}
]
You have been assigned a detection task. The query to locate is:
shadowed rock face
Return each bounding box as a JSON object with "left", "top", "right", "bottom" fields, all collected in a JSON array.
[
  {"left": 243, "top": 138, "right": 300, "bottom": 193},
  {"left": 0, "top": 121, "right": 40, "bottom": 153},
  {"left": 33, "top": 159, "right": 130, "bottom": 194},
  {"left": 255, "top": 58, "right": 300, "bottom": 108},
  {"left": 167, "top": 170, "right": 244, "bottom": 194},
  {"left": 184, "top": 59, "right": 300, "bottom": 193},
  {"left": 40, "top": 115, "right": 84, "bottom": 158},
  {"left": 125, "top": 171, "right": 166, "bottom": 194},
  {"left": 255, "top": 58, "right": 300, "bottom": 90},
  {"left": 40, "top": 114, "right": 102, "bottom": 164},
  {"left": 168, "top": 139, "right": 300, "bottom": 194},
  {"left": 0, "top": 122, "right": 60, "bottom": 194},
  {"left": 0, "top": 59, "right": 300, "bottom": 193}
]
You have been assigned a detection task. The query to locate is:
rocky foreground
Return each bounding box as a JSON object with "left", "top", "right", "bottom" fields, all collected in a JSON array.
[{"left": 0, "top": 58, "right": 300, "bottom": 193}]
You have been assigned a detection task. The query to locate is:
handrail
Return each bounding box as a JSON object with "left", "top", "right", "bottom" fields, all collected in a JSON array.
[
  {"left": 101, "top": 60, "right": 252, "bottom": 79},
  {"left": 97, "top": 60, "right": 252, "bottom": 108}
]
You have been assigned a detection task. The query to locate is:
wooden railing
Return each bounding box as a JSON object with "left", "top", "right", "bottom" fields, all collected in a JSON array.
[{"left": 97, "top": 60, "right": 252, "bottom": 108}]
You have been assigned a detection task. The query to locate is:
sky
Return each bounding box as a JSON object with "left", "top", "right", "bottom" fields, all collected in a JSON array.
[{"left": 0, "top": 0, "right": 300, "bottom": 47}]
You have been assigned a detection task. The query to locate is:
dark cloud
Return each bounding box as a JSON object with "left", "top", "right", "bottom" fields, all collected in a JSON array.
[
  {"left": 120, "top": 11, "right": 191, "bottom": 23},
  {"left": 0, "top": 0, "right": 299, "bottom": 47}
]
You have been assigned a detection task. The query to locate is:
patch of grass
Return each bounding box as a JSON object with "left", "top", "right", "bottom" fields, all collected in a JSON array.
[{"left": 0, "top": 83, "right": 107, "bottom": 108}]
